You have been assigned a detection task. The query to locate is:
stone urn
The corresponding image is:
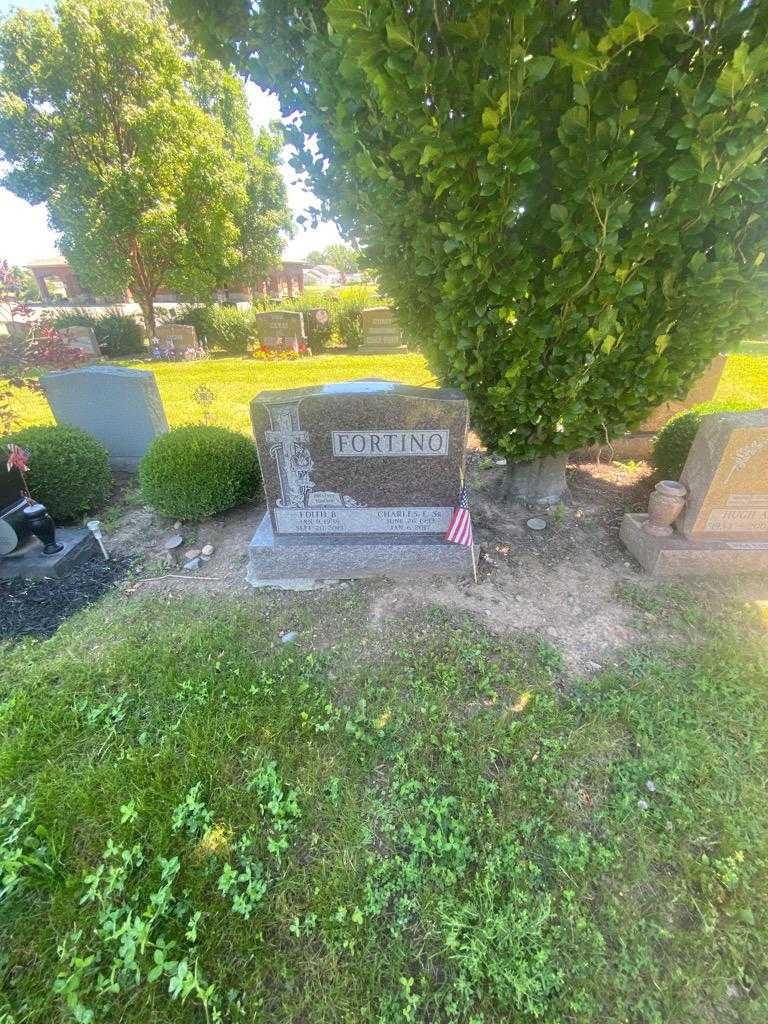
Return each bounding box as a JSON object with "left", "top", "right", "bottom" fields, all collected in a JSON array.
[{"left": 644, "top": 480, "right": 687, "bottom": 537}]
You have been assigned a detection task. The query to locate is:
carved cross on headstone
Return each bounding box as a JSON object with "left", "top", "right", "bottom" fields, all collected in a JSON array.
[{"left": 265, "top": 403, "right": 314, "bottom": 508}]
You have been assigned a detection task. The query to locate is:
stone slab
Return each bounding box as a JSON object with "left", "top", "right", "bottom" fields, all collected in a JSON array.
[
  {"left": 156, "top": 324, "right": 198, "bottom": 349},
  {"left": 360, "top": 307, "right": 406, "bottom": 352},
  {"left": 246, "top": 511, "right": 477, "bottom": 585},
  {"left": 678, "top": 409, "right": 768, "bottom": 539},
  {"left": 620, "top": 512, "right": 768, "bottom": 576},
  {"left": 640, "top": 355, "right": 727, "bottom": 433},
  {"left": 254, "top": 310, "right": 306, "bottom": 351},
  {"left": 41, "top": 364, "right": 169, "bottom": 471},
  {"left": 59, "top": 325, "right": 100, "bottom": 357},
  {"left": 0, "top": 527, "right": 96, "bottom": 580},
  {"left": 250, "top": 379, "right": 468, "bottom": 540}
]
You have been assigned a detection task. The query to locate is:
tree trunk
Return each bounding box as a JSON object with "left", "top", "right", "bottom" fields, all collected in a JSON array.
[
  {"left": 136, "top": 294, "right": 157, "bottom": 340},
  {"left": 495, "top": 454, "right": 569, "bottom": 507}
]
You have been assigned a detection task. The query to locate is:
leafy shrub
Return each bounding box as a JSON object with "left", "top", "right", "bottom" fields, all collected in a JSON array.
[
  {"left": 335, "top": 285, "right": 378, "bottom": 350},
  {"left": 54, "top": 309, "right": 144, "bottom": 356},
  {"left": 139, "top": 425, "right": 260, "bottom": 519},
  {"left": 283, "top": 295, "right": 335, "bottom": 352},
  {"left": 3, "top": 424, "right": 112, "bottom": 521},
  {"left": 652, "top": 399, "right": 761, "bottom": 480},
  {"left": 176, "top": 305, "right": 256, "bottom": 355},
  {"left": 95, "top": 312, "right": 144, "bottom": 356}
]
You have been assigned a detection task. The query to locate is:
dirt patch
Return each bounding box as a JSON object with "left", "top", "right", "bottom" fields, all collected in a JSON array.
[{"left": 364, "top": 456, "right": 657, "bottom": 674}]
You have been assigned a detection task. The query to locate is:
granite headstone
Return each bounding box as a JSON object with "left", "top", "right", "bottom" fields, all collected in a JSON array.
[
  {"left": 155, "top": 323, "right": 200, "bottom": 357},
  {"left": 59, "top": 325, "right": 100, "bottom": 358},
  {"left": 359, "top": 308, "right": 407, "bottom": 353},
  {"left": 254, "top": 311, "right": 306, "bottom": 353},
  {"left": 41, "top": 364, "right": 168, "bottom": 471},
  {"left": 246, "top": 379, "right": 475, "bottom": 584},
  {"left": 620, "top": 409, "right": 768, "bottom": 575}
]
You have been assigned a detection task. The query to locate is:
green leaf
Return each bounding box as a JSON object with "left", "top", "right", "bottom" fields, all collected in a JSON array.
[
  {"left": 527, "top": 56, "right": 554, "bottom": 82},
  {"left": 385, "top": 18, "right": 412, "bottom": 50},
  {"left": 618, "top": 79, "right": 637, "bottom": 104},
  {"left": 655, "top": 334, "right": 670, "bottom": 355},
  {"left": 668, "top": 158, "right": 698, "bottom": 181},
  {"left": 481, "top": 107, "right": 500, "bottom": 130},
  {"left": 550, "top": 203, "right": 568, "bottom": 222}
]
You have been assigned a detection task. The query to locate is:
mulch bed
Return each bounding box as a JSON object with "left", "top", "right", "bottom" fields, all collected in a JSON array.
[{"left": 0, "top": 553, "right": 133, "bottom": 642}]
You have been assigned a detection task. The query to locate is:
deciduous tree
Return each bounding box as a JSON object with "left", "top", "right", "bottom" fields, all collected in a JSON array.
[
  {"left": 0, "top": 0, "right": 290, "bottom": 339},
  {"left": 171, "top": 0, "right": 768, "bottom": 501}
]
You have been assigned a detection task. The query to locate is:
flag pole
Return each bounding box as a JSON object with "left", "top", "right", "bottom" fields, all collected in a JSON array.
[{"left": 471, "top": 541, "right": 478, "bottom": 585}]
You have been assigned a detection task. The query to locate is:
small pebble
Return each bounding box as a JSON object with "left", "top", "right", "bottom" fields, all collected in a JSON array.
[
  {"left": 164, "top": 534, "right": 183, "bottom": 551},
  {"left": 184, "top": 548, "right": 201, "bottom": 560},
  {"left": 201, "top": 543, "right": 215, "bottom": 557},
  {"left": 173, "top": 521, "right": 182, "bottom": 530},
  {"left": 637, "top": 798, "right": 649, "bottom": 811},
  {"left": 183, "top": 557, "right": 202, "bottom": 571},
  {"left": 281, "top": 631, "right": 298, "bottom": 644},
  {"left": 645, "top": 780, "right": 657, "bottom": 793},
  {"left": 526, "top": 517, "right": 547, "bottom": 531},
  {"left": 494, "top": 457, "right": 507, "bottom": 466}
]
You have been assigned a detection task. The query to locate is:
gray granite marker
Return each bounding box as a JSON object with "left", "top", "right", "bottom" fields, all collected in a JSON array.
[
  {"left": 41, "top": 364, "right": 168, "bottom": 471},
  {"left": 247, "top": 379, "right": 476, "bottom": 584}
]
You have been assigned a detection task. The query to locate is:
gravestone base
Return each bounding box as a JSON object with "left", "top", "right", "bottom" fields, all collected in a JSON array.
[
  {"left": 620, "top": 513, "right": 768, "bottom": 576},
  {"left": 358, "top": 343, "right": 408, "bottom": 355},
  {"left": 246, "top": 512, "right": 477, "bottom": 586},
  {"left": 0, "top": 528, "right": 96, "bottom": 580}
]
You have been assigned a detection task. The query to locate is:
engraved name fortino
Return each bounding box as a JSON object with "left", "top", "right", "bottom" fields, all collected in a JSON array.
[{"left": 331, "top": 429, "right": 449, "bottom": 457}]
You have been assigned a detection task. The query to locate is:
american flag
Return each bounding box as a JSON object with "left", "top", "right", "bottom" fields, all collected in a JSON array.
[{"left": 445, "top": 483, "right": 473, "bottom": 546}]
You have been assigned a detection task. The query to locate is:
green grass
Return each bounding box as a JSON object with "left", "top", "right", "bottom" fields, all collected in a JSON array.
[
  {"left": 4, "top": 353, "right": 435, "bottom": 433},
  {"left": 2, "top": 588, "right": 767, "bottom": 1023},
  {"left": 716, "top": 353, "right": 768, "bottom": 406}
]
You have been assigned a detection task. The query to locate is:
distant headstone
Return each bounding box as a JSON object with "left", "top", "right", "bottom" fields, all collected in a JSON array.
[
  {"left": 59, "top": 325, "right": 99, "bottom": 358},
  {"left": 640, "top": 355, "right": 727, "bottom": 433},
  {"left": 254, "top": 310, "right": 306, "bottom": 353},
  {"left": 620, "top": 409, "right": 768, "bottom": 575},
  {"left": 155, "top": 323, "right": 202, "bottom": 359},
  {"left": 359, "top": 307, "right": 407, "bottom": 353},
  {"left": 247, "top": 379, "right": 475, "bottom": 584},
  {"left": 41, "top": 365, "right": 168, "bottom": 471}
]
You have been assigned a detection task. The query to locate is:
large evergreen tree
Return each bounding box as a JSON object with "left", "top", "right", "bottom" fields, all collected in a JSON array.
[
  {"left": 0, "top": 0, "right": 290, "bottom": 337},
  {"left": 171, "top": 0, "right": 768, "bottom": 500}
]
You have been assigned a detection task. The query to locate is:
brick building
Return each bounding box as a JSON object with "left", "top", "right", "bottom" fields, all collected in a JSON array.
[{"left": 26, "top": 256, "right": 304, "bottom": 304}]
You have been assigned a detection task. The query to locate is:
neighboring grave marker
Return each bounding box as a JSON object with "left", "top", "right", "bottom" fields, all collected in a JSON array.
[
  {"left": 246, "top": 379, "right": 475, "bottom": 583},
  {"left": 679, "top": 409, "right": 768, "bottom": 538},
  {"left": 620, "top": 409, "right": 768, "bottom": 575},
  {"left": 41, "top": 364, "right": 168, "bottom": 471},
  {"left": 359, "top": 307, "right": 407, "bottom": 353},
  {"left": 254, "top": 310, "right": 306, "bottom": 353},
  {"left": 58, "top": 325, "right": 100, "bottom": 358},
  {"left": 155, "top": 323, "right": 201, "bottom": 358}
]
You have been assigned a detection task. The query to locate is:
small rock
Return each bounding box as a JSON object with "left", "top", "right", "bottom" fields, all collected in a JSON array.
[
  {"left": 494, "top": 457, "right": 507, "bottom": 466},
  {"left": 183, "top": 557, "right": 203, "bottom": 571},
  {"left": 280, "top": 631, "right": 298, "bottom": 644},
  {"left": 184, "top": 548, "right": 201, "bottom": 560},
  {"left": 164, "top": 534, "right": 183, "bottom": 551},
  {"left": 645, "top": 780, "right": 657, "bottom": 793},
  {"left": 526, "top": 517, "right": 547, "bottom": 531},
  {"left": 637, "top": 798, "right": 649, "bottom": 811},
  {"left": 588, "top": 661, "right": 602, "bottom": 672},
  {"left": 201, "top": 543, "right": 215, "bottom": 557}
]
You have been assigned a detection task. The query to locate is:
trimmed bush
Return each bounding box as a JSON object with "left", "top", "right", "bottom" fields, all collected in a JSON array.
[
  {"left": 139, "top": 425, "right": 260, "bottom": 519},
  {"left": 54, "top": 309, "right": 144, "bottom": 356},
  {"left": 176, "top": 305, "right": 256, "bottom": 354},
  {"left": 95, "top": 312, "right": 144, "bottom": 356},
  {"left": 4, "top": 424, "right": 113, "bottom": 521},
  {"left": 652, "top": 399, "right": 761, "bottom": 480},
  {"left": 335, "top": 285, "right": 380, "bottom": 350}
]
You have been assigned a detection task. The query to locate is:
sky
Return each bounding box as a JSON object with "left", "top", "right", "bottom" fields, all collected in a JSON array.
[{"left": 0, "top": 0, "right": 343, "bottom": 267}]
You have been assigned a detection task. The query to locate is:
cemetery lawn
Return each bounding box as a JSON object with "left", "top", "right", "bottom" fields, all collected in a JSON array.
[
  {"left": 5, "top": 350, "right": 767, "bottom": 433},
  {"left": 2, "top": 586, "right": 767, "bottom": 1023}
]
